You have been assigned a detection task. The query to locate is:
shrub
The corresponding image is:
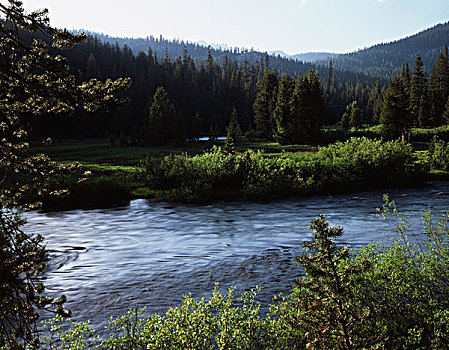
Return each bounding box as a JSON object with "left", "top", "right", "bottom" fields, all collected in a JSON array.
[
  {"left": 429, "top": 137, "right": 449, "bottom": 171},
  {"left": 144, "top": 137, "right": 418, "bottom": 202}
]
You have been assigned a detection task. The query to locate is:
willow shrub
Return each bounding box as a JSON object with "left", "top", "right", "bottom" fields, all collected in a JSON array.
[
  {"left": 429, "top": 137, "right": 449, "bottom": 171},
  {"left": 144, "top": 137, "right": 417, "bottom": 202},
  {"left": 42, "top": 286, "right": 302, "bottom": 350}
]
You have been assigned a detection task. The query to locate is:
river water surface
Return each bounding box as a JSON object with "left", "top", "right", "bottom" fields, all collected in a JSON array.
[{"left": 23, "top": 182, "right": 449, "bottom": 333}]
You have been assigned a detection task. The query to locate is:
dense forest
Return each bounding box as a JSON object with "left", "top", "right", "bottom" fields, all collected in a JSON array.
[{"left": 29, "top": 22, "right": 449, "bottom": 146}]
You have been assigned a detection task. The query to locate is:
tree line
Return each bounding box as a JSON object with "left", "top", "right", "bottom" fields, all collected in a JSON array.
[{"left": 26, "top": 34, "right": 378, "bottom": 143}]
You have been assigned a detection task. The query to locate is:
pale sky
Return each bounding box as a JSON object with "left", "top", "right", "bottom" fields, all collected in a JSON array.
[{"left": 18, "top": 0, "right": 449, "bottom": 55}]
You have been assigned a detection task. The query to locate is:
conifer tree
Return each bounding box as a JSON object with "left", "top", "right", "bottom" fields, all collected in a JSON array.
[
  {"left": 418, "top": 92, "right": 431, "bottom": 127},
  {"left": 292, "top": 215, "right": 368, "bottom": 349},
  {"left": 272, "top": 74, "right": 294, "bottom": 144},
  {"left": 410, "top": 55, "right": 427, "bottom": 125},
  {"left": 443, "top": 96, "right": 449, "bottom": 125},
  {"left": 429, "top": 46, "right": 449, "bottom": 126},
  {"left": 86, "top": 53, "right": 100, "bottom": 79},
  {"left": 341, "top": 104, "right": 351, "bottom": 131},
  {"left": 225, "top": 107, "right": 242, "bottom": 151},
  {"left": 380, "top": 76, "right": 410, "bottom": 139},
  {"left": 148, "top": 86, "right": 176, "bottom": 146},
  {"left": 0, "top": 2, "right": 130, "bottom": 347},
  {"left": 302, "top": 69, "right": 324, "bottom": 143},
  {"left": 190, "top": 112, "right": 203, "bottom": 140},
  {"left": 368, "top": 81, "right": 383, "bottom": 124},
  {"left": 253, "top": 69, "right": 278, "bottom": 139}
]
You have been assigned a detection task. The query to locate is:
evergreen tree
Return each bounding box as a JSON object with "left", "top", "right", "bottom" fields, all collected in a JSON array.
[
  {"left": 190, "top": 112, "right": 203, "bottom": 140},
  {"left": 253, "top": 69, "right": 278, "bottom": 139},
  {"left": 225, "top": 107, "right": 242, "bottom": 151},
  {"left": 0, "top": 2, "right": 130, "bottom": 347},
  {"left": 380, "top": 76, "right": 410, "bottom": 139},
  {"left": 272, "top": 74, "right": 294, "bottom": 144},
  {"left": 418, "top": 92, "right": 431, "bottom": 127},
  {"left": 327, "top": 60, "right": 335, "bottom": 95},
  {"left": 443, "top": 96, "right": 449, "bottom": 125},
  {"left": 148, "top": 86, "right": 176, "bottom": 146},
  {"left": 302, "top": 69, "right": 324, "bottom": 143},
  {"left": 409, "top": 55, "right": 427, "bottom": 125},
  {"left": 86, "top": 53, "right": 100, "bottom": 79},
  {"left": 429, "top": 46, "right": 449, "bottom": 126},
  {"left": 341, "top": 101, "right": 362, "bottom": 130},
  {"left": 368, "top": 81, "right": 383, "bottom": 124},
  {"left": 341, "top": 104, "right": 351, "bottom": 130},
  {"left": 173, "top": 114, "right": 186, "bottom": 146}
]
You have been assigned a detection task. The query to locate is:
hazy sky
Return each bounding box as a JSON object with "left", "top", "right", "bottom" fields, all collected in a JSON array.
[{"left": 20, "top": 0, "right": 449, "bottom": 54}]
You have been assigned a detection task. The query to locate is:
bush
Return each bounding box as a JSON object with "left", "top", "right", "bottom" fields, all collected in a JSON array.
[
  {"left": 429, "top": 137, "right": 449, "bottom": 171},
  {"left": 144, "top": 138, "right": 419, "bottom": 202}
]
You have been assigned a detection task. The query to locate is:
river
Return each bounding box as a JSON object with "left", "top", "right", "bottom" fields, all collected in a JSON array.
[{"left": 23, "top": 181, "right": 449, "bottom": 333}]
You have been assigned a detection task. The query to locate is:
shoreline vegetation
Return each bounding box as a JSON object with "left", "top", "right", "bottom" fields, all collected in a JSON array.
[{"left": 26, "top": 130, "right": 449, "bottom": 210}]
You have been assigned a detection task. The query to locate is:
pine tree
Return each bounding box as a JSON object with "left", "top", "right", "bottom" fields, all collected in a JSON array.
[
  {"left": 341, "top": 101, "right": 362, "bottom": 130},
  {"left": 368, "top": 81, "right": 383, "bottom": 124},
  {"left": 190, "top": 112, "right": 203, "bottom": 141},
  {"left": 380, "top": 76, "right": 410, "bottom": 139},
  {"left": 303, "top": 69, "right": 324, "bottom": 143},
  {"left": 86, "top": 53, "right": 100, "bottom": 79},
  {"left": 418, "top": 92, "right": 431, "bottom": 127},
  {"left": 253, "top": 69, "right": 278, "bottom": 139},
  {"left": 148, "top": 86, "right": 176, "bottom": 146},
  {"left": 292, "top": 215, "right": 368, "bottom": 349},
  {"left": 0, "top": 2, "right": 130, "bottom": 347},
  {"left": 429, "top": 46, "right": 449, "bottom": 126},
  {"left": 409, "top": 55, "right": 427, "bottom": 125},
  {"left": 272, "top": 74, "right": 294, "bottom": 144},
  {"left": 327, "top": 60, "right": 335, "bottom": 95},
  {"left": 443, "top": 96, "right": 449, "bottom": 125},
  {"left": 225, "top": 107, "right": 242, "bottom": 151},
  {"left": 341, "top": 104, "right": 351, "bottom": 131}
]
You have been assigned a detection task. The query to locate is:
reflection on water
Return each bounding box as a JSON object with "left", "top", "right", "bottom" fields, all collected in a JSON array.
[{"left": 23, "top": 182, "right": 449, "bottom": 333}]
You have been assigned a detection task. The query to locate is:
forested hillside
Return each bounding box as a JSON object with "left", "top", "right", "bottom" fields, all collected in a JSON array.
[
  {"left": 29, "top": 35, "right": 370, "bottom": 141},
  {"left": 329, "top": 22, "right": 449, "bottom": 80}
]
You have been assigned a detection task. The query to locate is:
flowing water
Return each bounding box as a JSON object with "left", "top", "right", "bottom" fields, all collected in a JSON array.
[{"left": 23, "top": 182, "right": 449, "bottom": 333}]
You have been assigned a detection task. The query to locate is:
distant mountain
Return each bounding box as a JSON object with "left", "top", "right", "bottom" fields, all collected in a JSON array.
[
  {"left": 71, "top": 30, "right": 334, "bottom": 80},
  {"left": 329, "top": 21, "right": 449, "bottom": 79},
  {"left": 268, "top": 51, "right": 339, "bottom": 62},
  {"left": 291, "top": 52, "right": 340, "bottom": 62},
  {"left": 268, "top": 50, "right": 290, "bottom": 58},
  {"left": 72, "top": 21, "right": 449, "bottom": 83}
]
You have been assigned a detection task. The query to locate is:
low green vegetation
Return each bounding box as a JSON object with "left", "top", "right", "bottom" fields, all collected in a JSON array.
[
  {"left": 429, "top": 137, "right": 449, "bottom": 171},
  {"left": 144, "top": 137, "right": 419, "bottom": 202},
  {"left": 41, "top": 203, "right": 449, "bottom": 349}
]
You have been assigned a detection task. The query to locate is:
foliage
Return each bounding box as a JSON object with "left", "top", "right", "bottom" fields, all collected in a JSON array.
[
  {"left": 147, "top": 86, "right": 177, "bottom": 146},
  {"left": 144, "top": 137, "right": 417, "bottom": 202},
  {"left": 341, "top": 101, "right": 363, "bottom": 131},
  {"left": 380, "top": 76, "right": 410, "bottom": 139},
  {"left": 42, "top": 286, "right": 301, "bottom": 350},
  {"left": 0, "top": 1, "right": 130, "bottom": 347},
  {"left": 290, "top": 215, "right": 369, "bottom": 349},
  {"left": 224, "top": 107, "right": 242, "bottom": 151},
  {"left": 429, "top": 136, "right": 449, "bottom": 171}
]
